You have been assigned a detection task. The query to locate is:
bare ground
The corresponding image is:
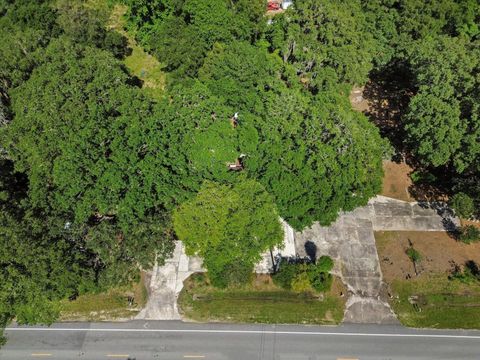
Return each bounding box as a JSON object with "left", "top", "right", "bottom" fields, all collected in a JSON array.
[
  {"left": 381, "top": 160, "right": 415, "bottom": 202},
  {"left": 375, "top": 231, "right": 480, "bottom": 282}
]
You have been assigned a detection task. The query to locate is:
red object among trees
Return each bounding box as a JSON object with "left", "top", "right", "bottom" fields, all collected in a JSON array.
[{"left": 267, "top": 2, "right": 281, "bottom": 10}]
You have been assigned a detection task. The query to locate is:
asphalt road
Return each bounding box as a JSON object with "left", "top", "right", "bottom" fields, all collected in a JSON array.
[{"left": 1, "top": 321, "right": 479, "bottom": 360}]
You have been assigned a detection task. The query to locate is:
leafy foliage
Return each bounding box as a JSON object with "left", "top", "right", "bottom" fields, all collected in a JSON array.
[
  {"left": 0, "top": 2, "right": 175, "bottom": 333},
  {"left": 404, "top": 36, "right": 480, "bottom": 172},
  {"left": 273, "top": 257, "right": 334, "bottom": 293},
  {"left": 124, "top": 0, "right": 266, "bottom": 80},
  {"left": 450, "top": 193, "right": 475, "bottom": 219},
  {"left": 196, "top": 42, "right": 386, "bottom": 228},
  {"left": 3, "top": 38, "right": 176, "bottom": 275},
  {"left": 406, "top": 247, "right": 422, "bottom": 263},
  {"left": 173, "top": 180, "right": 284, "bottom": 288},
  {"left": 458, "top": 225, "right": 480, "bottom": 244},
  {"left": 267, "top": 0, "right": 377, "bottom": 89}
]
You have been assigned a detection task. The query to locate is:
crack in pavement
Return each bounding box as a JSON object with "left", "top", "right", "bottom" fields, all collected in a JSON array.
[{"left": 295, "top": 196, "right": 459, "bottom": 324}]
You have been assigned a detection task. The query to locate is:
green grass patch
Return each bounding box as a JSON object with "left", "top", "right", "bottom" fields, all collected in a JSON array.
[
  {"left": 108, "top": 4, "right": 166, "bottom": 99},
  {"left": 390, "top": 274, "right": 480, "bottom": 329},
  {"left": 178, "top": 273, "right": 345, "bottom": 325},
  {"left": 59, "top": 275, "right": 147, "bottom": 321}
]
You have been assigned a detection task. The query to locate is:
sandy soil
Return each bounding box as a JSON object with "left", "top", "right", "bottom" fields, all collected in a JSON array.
[
  {"left": 381, "top": 160, "right": 415, "bottom": 202},
  {"left": 375, "top": 231, "right": 480, "bottom": 282}
]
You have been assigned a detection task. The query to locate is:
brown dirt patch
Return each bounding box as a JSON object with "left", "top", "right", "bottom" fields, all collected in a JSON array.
[
  {"left": 349, "top": 86, "right": 370, "bottom": 112},
  {"left": 330, "top": 276, "right": 347, "bottom": 299},
  {"left": 381, "top": 160, "right": 415, "bottom": 202},
  {"left": 375, "top": 231, "right": 480, "bottom": 283}
]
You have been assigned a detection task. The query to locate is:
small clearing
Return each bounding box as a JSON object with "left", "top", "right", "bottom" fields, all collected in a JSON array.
[
  {"left": 178, "top": 273, "right": 346, "bottom": 325},
  {"left": 375, "top": 231, "right": 480, "bottom": 280},
  {"left": 381, "top": 160, "right": 415, "bottom": 202},
  {"left": 375, "top": 231, "right": 480, "bottom": 329},
  {"left": 109, "top": 4, "right": 166, "bottom": 99}
]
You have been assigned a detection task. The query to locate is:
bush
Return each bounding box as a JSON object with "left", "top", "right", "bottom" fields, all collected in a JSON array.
[
  {"left": 273, "top": 257, "right": 334, "bottom": 293},
  {"left": 406, "top": 248, "right": 422, "bottom": 263},
  {"left": 310, "top": 271, "right": 333, "bottom": 292},
  {"left": 450, "top": 261, "right": 480, "bottom": 284},
  {"left": 272, "top": 263, "right": 301, "bottom": 290},
  {"left": 458, "top": 225, "right": 480, "bottom": 244},
  {"left": 410, "top": 170, "right": 437, "bottom": 184},
  {"left": 291, "top": 272, "right": 313, "bottom": 293},
  {"left": 450, "top": 192, "right": 475, "bottom": 219},
  {"left": 207, "top": 261, "right": 253, "bottom": 289},
  {"left": 316, "top": 256, "right": 334, "bottom": 272}
]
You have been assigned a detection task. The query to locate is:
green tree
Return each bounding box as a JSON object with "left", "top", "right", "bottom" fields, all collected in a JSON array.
[
  {"left": 1, "top": 39, "right": 174, "bottom": 285},
  {"left": 125, "top": 0, "right": 265, "bottom": 80},
  {"left": 450, "top": 192, "right": 475, "bottom": 219},
  {"left": 173, "top": 180, "right": 284, "bottom": 287},
  {"left": 405, "top": 92, "right": 463, "bottom": 167},
  {"left": 0, "top": 160, "right": 98, "bottom": 339},
  {"left": 268, "top": 0, "right": 377, "bottom": 89},
  {"left": 56, "top": 0, "right": 129, "bottom": 58},
  {"left": 404, "top": 36, "right": 480, "bottom": 172},
  {"left": 197, "top": 41, "right": 387, "bottom": 228}
]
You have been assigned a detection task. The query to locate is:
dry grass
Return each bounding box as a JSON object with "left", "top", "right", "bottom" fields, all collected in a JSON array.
[{"left": 59, "top": 273, "right": 147, "bottom": 321}]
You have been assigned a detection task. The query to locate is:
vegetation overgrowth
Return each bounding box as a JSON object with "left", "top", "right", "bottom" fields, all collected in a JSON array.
[
  {"left": 272, "top": 257, "right": 334, "bottom": 293},
  {"left": 178, "top": 273, "right": 345, "bottom": 324},
  {"left": 1, "top": 0, "right": 479, "bottom": 341}
]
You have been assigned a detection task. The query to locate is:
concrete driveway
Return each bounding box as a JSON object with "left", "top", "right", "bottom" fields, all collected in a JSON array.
[{"left": 295, "top": 196, "right": 459, "bottom": 324}]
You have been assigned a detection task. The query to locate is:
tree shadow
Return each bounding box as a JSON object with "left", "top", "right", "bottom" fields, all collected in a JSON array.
[
  {"left": 304, "top": 241, "right": 317, "bottom": 263},
  {"left": 465, "top": 260, "right": 480, "bottom": 278},
  {"left": 362, "top": 63, "right": 413, "bottom": 156}
]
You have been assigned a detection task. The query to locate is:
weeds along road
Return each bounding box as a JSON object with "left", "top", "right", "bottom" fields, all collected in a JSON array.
[{"left": 2, "top": 321, "right": 480, "bottom": 359}]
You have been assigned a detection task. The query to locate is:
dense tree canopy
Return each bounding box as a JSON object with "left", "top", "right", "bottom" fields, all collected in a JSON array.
[
  {"left": 2, "top": 38, "right": 175, "bottom": 275},
  {"left": 404, "top": 36, "right": 480, "bottom": 172},
  {"left": 124, "top": 0, "right": 266, "bottom": 79},
  {"left": 267, "top": 0, "right": 377, "bottom": 90},
  {"left": 195, "top": 41, "right": 386, "bottom": 228},
  {"left": 360, "top": 0, "right": 480, "bottom": 214},
  {"left": 5, "top": 0, "right": 478, "bottom": 340},
  {"left": 0, "top": 0, "right": 173, "bottom": 338}
]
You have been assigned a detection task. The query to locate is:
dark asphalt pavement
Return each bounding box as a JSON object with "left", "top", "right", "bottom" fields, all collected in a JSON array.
[{"left": 1, "top": 321, "right": 479, "bottom": 359}]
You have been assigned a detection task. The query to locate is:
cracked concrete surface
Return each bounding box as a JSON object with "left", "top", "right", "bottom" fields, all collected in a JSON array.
[
  {"left": 136, "top": 242, "right": 204, "bottom": 320},
  {"left": 295, "top": 196, "right": 459, "bottom": 324}
]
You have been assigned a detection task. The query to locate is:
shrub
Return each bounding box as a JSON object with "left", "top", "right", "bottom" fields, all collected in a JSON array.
[
  {"left": 207, "top": 261, "right": 253, "bottom": 289},
  {"left": 309, "top": 271, "right": 333, "bottom": 292},
  {"left": 316, "top": 256, "right": 334, "bottom": 272},
  {"left": 291, "top": 272, "right": 313, "bottom": 293},
  {"left": 272, "top": 263, "right": 301, "bottom": 290},
  {"left": 273, "top": 256, "right": 334, "bottom": 293},
  {"left": 450, "top": 192, "right": 475, "bottom": 219},
  {"left": 406, "top": 248, "right": 422, "bottom": 263},
  {"left": 410, "top": 170, "right": 437, "bottom": 184},
  {"left": 458, "top": 225, "right": 480, "bottom": 244},
  {"left": 450, "top": 261, "right": 480, "bottom": 284}
]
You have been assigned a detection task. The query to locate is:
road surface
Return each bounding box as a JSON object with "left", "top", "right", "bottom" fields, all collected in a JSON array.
[{"left": 1, "top": 321, "right": 479, "bottom": 359}]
